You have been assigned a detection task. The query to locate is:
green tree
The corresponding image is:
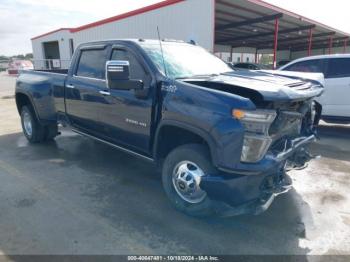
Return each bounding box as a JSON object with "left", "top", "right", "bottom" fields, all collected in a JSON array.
[{"left": 25, "top": 53, "right": 33, "bottom": 59}]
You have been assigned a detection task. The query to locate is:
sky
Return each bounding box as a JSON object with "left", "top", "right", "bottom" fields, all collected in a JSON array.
[{"left": 0, "top": 0, "right": 349, "bottom": 56}]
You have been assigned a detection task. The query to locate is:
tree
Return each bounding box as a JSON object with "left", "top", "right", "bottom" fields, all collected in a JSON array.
[
  {"left": 0, "top": 55, "right": 9, "bottom": 61},
  {"left": 25, "top": 53, "right": 33, "bottom": 59},
  {"left": 13, "top": 54, "right": 25, "bottom": 59}
]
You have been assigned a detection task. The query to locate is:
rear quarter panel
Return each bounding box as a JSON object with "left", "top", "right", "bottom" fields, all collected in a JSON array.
[{"left": 16, "top": 71, "right": 66, "bottom": 121}]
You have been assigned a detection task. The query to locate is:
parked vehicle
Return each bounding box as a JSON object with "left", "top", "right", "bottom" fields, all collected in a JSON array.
[
  {"left": 280, "top": 54, "right": 350, "bottom": 123},
  {"left": 277, "top": 60, "right": 291, "bottom": 68},
  {"left": 228, "top": 62, "right": 269, "bottom": 70},
  {"left": 8, "top": 60, "right": 33, "bottom": 75},
  {"left": 15, "top": 39, "right": 323, "bottom": 217}
]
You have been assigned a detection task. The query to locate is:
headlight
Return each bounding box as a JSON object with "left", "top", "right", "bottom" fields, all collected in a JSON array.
[
  {"left": 232, "top": 109, "right": 277, "bottom": 123},
  {"left": 232, "top": 109, "right": 277, "bottom": 163},
  {"left": 241, "top": 134, "right": 272, "bottom": 162}
]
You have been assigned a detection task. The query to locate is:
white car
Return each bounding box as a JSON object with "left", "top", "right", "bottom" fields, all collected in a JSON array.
[{"left": 279, "top": 54, "right": 350, "bottom": 123}]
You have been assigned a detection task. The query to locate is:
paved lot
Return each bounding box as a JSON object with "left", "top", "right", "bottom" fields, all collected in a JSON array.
[{"left": 0, "top": 72, "right": 349, "bottom": 255}]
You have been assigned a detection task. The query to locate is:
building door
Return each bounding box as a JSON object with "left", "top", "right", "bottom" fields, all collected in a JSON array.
[{"left": 43, "top": 41, "right": 60, "bottom": 69}]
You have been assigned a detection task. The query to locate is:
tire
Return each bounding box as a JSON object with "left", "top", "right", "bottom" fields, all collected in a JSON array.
[
  {"left": 162, "top": 144, "right": 215, "bottom": 217},
  {"left": 20, "top": 105, "right": 46, "bottom": 143}
]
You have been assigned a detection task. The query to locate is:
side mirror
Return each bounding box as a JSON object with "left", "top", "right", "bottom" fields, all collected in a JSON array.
[{"left": 106, "top": 60, "right": 143, "bottom": 90}]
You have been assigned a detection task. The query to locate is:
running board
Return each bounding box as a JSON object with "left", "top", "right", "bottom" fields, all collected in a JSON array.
[{"left": 71, "top": 129, "right": 154, "bottom": 162}]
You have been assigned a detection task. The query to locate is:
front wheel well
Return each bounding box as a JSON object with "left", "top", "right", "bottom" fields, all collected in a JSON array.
[{"left": 155, "top": 125, "right": 213, "bottom": 164}]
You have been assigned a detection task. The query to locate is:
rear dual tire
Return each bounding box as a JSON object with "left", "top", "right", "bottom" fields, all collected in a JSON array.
[{"left": 20, "top": 105, "right": 57, "bottom": 143}]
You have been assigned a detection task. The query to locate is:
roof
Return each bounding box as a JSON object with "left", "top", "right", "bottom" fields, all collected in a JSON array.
[
  {"left": 31, "top": 28, "right": 72, "bottom": 40},
  {"left": 278, "top": 53, "right": 350, "bottom": 70},
  {"left": 283, "top": 53, "right": 350, "bottom": 63},
  {"left": 215, "top": 0, "right": 350, "bottom": 51}
]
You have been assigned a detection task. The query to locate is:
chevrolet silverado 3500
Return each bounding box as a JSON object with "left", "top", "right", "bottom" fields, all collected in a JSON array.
[{"left": 15, "top": 39, "right": 323, "bottom": 217}]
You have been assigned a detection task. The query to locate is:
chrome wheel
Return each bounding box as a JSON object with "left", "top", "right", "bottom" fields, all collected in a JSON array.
[
  {"left": 172, "top": 161, "right": 207, "bottom": 204},
  {"left": 23, "top": 111, "right": 33, "bottom": 137}
]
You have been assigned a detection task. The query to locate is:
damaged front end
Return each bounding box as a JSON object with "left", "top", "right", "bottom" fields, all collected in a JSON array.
[
  {"left": 267, "top": 99, "right": 322, "bottom": 169},
  {"left": 182, "top": 70, "right": 324, "bottom": 216},
  {"left": 201, "top": 99, "right": 322, "bottom": 217},
  {"left": 234, "top": 98, "right": 322, "bottom": 168}
]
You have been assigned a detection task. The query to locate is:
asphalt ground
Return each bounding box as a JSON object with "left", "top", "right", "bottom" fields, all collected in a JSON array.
[{"left": 0, "top": 72, "right": 349, "bottom": 256}]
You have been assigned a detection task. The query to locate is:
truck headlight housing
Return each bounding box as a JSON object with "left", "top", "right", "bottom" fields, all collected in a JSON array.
[{"left": 233, "top": 109, "right": 277, "bottom": 163}]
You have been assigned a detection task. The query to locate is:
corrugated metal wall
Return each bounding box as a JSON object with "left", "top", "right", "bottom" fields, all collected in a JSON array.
[
  {"left": 73, "top": 0, "right": 214, "bottom": 50},
  {"left": 32, "top": 0, "right": 215, "bottom": 69}
]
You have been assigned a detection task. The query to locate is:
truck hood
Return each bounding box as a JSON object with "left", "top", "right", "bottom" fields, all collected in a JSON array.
[{"left": 188, "top": 70, "right": 324, "bottom": 102}]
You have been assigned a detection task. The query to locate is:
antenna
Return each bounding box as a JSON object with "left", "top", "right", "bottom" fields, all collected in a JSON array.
[{"left": 157, "top": 26, "right": 168, "bottom": 77}]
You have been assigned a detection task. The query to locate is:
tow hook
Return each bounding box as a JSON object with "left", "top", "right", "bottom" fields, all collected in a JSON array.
[
  {"left": 286, "top": 148, "right": 320, "bottom": 171},
  {"left": 260, "top": 171, "right": 293, "bottom": 197}
]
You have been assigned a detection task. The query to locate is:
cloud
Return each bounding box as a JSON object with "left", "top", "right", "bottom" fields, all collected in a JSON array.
[{"left": 0, "top": 0, "right": 159, "bottom": 55}]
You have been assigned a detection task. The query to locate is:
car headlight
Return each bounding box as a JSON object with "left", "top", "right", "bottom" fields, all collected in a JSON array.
[
  {"left": 241, "top": 134, "right": 272, "bottom": 162},
  {"left": 233, "top": 109, "right": 277, "bottom": 163}
]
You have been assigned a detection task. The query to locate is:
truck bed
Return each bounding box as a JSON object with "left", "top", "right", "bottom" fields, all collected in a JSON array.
[
  {"left": 16, "top": 69, "right": 68, "bottom": 121},
  {"left": 34, "top": 69, "right": 68, "bottom": 74}
]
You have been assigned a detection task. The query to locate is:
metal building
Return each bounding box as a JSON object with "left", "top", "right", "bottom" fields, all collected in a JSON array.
[{"left": 31, "top": 0, "right": 350, "bottom": 69}]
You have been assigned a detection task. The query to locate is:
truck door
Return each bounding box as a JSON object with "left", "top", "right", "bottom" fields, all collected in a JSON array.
[
  {"left": 65, "top": 46, "right": 110, "bottom": 135},
  {"left": 97, "top": 47, "right": 154, "bottom": 154}
]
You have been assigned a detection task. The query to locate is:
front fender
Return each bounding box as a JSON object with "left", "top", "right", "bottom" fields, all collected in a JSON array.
[{"left": 153, "top": 120, "right": 220, "bottom": 167}]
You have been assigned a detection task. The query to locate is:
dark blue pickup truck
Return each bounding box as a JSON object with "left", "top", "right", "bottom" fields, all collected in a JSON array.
[{"left": 15, "top": 39, "right": 323, "bottom": 217}]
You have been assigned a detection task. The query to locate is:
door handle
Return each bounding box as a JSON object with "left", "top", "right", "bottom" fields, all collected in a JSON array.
[
  {"left": 99, "top": 90, "right": 110, "bottom": 96},
  {"left": 66, "top": 84, "right": 75, "bottom": 89}
]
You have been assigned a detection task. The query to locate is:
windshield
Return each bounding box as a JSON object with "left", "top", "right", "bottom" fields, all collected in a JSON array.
[{"left": 140, "top": 42, "right": 232, "bottom": 79}]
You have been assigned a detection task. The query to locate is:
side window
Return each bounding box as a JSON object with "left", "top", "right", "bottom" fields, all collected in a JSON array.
[
  {"left": 76, "top": 48, "right": 108, "bottom": 79},
  {"left": 111, "top": 49, "right": 146, "bottom": 80},
  {"left": 283, "top": 59, "right": 323, "bottom": 73},
  {"left": 326, "top": 58, "right": 350, "bottom": 78}
]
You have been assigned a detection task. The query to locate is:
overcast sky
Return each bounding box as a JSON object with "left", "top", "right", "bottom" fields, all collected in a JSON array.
[{"left": 0, "top": 0, "right": 349, "bottom": 56}]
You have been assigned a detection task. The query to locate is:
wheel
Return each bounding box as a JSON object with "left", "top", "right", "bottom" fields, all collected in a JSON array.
[
  {"left": 162, "top": 144, "right": 215, "bottom": 217},
  {"left": 20, "top": 105, "right": 46, "bottom": 143}
]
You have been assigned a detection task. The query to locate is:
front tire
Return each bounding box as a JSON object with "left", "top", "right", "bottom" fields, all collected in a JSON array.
[
  {"left": 20, "top": 105, "right": 47, "bottom": 143},
  {"left": 162, "top": 144, "right": 215, "bottom": 217}
]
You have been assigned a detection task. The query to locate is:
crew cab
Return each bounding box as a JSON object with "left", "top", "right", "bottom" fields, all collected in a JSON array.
[{"left": 15, "top": 39, "right": 323, "bottom": 217}]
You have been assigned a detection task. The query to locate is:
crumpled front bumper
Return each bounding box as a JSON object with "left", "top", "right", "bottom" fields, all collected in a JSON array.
[
  {"left": 213, "top": 173, "right": 293, "bottom": 217},
  {"left": 200, "top": 134, "right": 317, "bottom": 217}
]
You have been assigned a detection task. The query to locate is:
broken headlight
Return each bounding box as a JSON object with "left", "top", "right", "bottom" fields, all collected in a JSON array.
[{"left": 233, "top": 109, "right": 277, "bottom": 163}]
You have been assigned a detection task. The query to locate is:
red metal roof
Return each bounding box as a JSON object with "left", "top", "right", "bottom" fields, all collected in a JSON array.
[
  {"left": 247, "top": 0, "right": 350, "bottom": 36},
  {"left": 215, "top": 0, "right": 349, "bottom": 51}
]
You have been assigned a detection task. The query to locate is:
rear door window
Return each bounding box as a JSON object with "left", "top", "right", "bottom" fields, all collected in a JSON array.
[
  {"left": 283, "top": 59, "right": 324, "bottom": 73},
  {"left": 326, "top": 58, "right": 350, "bottom": 78},
  {"left": 76, "top": 48, "right": 109, "bottom": 79}
]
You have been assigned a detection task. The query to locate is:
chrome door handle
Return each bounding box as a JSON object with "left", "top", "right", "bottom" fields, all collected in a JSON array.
[
  {"left": 99, "top": 90, "right": 110, "bottom": 96},
  {"left": 66, "top": 84, "right": 75, "bottom": 89}
]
